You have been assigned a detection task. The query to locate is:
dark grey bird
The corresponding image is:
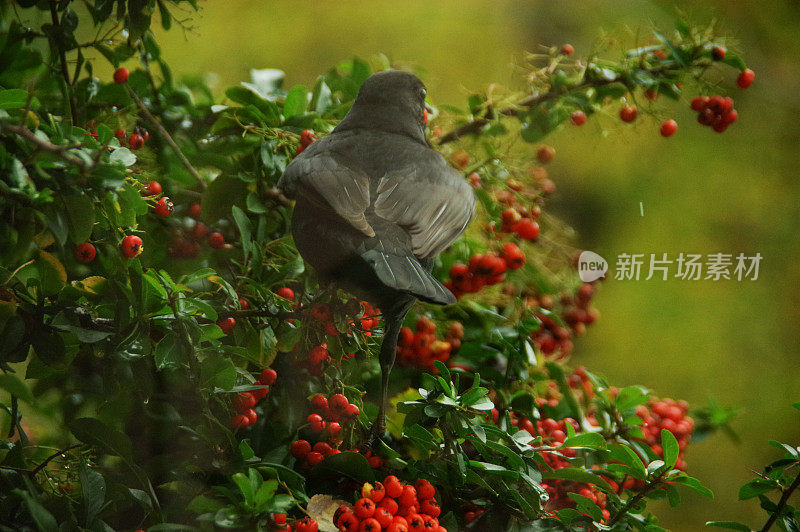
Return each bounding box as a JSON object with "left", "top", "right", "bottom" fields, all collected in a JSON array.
[{"left": 278, "top": 70, "right": 475, "bottom": 443}]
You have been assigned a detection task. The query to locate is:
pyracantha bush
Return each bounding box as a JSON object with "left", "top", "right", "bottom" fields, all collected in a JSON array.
[{"left": 2, "top": 3, "right": 792, "bottom": 532}]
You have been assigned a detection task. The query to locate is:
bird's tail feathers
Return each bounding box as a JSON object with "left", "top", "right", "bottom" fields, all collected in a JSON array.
[{"left": 361, "top": 249, "right": 456, "bottom": 305}]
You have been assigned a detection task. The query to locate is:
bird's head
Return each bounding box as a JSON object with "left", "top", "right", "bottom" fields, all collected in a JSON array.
[{"left": 335, "top": 70, "right": 430, "bottom": 144}]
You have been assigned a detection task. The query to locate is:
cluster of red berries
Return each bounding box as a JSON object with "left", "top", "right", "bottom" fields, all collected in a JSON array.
[
  {"left": 229, "top": 368, "right": 277, "bottom": 430},
  {"left": 527, "top": 282, "right": 599, "bottom": 360},
  {"left": 505, "top": 413, "right": 611, "bottom": 521},
  {"left": 306, "top": 300, "right": 380, "bottom": 339},
  {"left": 691, "top": 96, "right": 738, "bottom": 133},
  {"left": 115, "top": 126, "right": 150, "bottom": 151},
  {"left": 396, "top": 317, "right": 459, "bottom": 370},
  {"left": 444, "top": 243, "right": 526, "bottom": 299},
  {"left": 272, "top": 515, "right": 318, "bottom": 532},
  {"left": 166, "top": 202, "right": 236, "bottom": 258},
  {"left": 290, "top": 393, "right": 362, "bottom": 466},
  {"left": 635, "top": 397, "right": 694, "bottom": 471},
  {"left": 334, "top": 477, "right": 445, "bottom": 532},
  {"left": 294, "top": 130, "right": 317, "bottom": 156},
  {"left": 498, "top": 207, "right": 540, "bottom": 241}
]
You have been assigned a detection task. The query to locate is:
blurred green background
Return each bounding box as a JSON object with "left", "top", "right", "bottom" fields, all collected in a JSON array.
[{"left": 146, "top": 1, "right": 800, "bottom": 528}]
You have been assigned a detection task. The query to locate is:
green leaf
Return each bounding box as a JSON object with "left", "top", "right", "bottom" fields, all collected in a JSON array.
[
  {"left": 13, "top": 490, "right": 58, "bottom": 532},
  {"left": 154, "top": 333, "right": 180, "bottom": 370},
  {"left": 310, "top": 451, "right": 375, "bottom": 483},
  {"left": 738, "top": 479, "right": 777, "bottom": 500},
  {"left": 203, "top": 175, "right": 248, "bottom": 223},
  {"left": 705, "top": 522, "right": 753, "bottom": 531},
  {"left": 69, "top": 417, "right": 133, "bottom": 460},
  {"left": 231, "top": 472, "right": 254, "bottom": 507},
  {"left": 661, "top": 428, "right": 679, "bottom": 469},
  {"left": 0, "top": 88, "right": 38, "bottom": 110},
  {"left": 561, "top": 432, "right": 606, "bottom": 450},
  {"left": 792, "top": 401, "right": 800, "bottom": 411},
  {"left": 80, "top": 464, "right": 106, "bottom": 524},
  {"left": 0, "top": 373, "right": 34, "bottom": 403},
  {"left": 673, "top": 475, "right": 714, "bottom": 498},
  {"left": 283, "top": 85, "right": 308, "bottom": 118},
  {"left": 231, "top": 205, "right": 252, "bottom": 261},
  {"left": 201, "top": 353, "right": 237, "bottom": 391},
  {"left": 461, "top": 387, "right": 489, "bottom": 407},
  {"left": 567, "top": 493, "right": 603, "bottom": 521},
  {"left": 64, "top": 195, "right": 95, "bottom": 244}
]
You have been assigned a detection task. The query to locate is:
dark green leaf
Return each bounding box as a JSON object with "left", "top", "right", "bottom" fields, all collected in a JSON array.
[
  {"left": 69, "top": 417, "right": 133, "bottom": 460},
  {"left": 0, "top": 373, "right": 34, "bottom": 403}
]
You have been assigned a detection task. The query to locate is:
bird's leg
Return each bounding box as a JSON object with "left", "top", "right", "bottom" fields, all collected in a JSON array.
[{"left": 361, "top": 310, "right": 406, "bottom": 451}]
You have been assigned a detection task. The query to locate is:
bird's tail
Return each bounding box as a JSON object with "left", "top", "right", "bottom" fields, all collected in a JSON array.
[{"left": 360, "top": 249, "right": 456, "bottom": 305}]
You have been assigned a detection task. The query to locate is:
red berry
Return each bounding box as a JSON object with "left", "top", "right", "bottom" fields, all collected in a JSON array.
[
  {"left": 208, "top": 232, "right": 226, "bottom": 249},
  {"left": 75, "top": 242, "right": 96, "bottom": 263},
  {"left": 619, "top": 105, "right": 638, "bottom": 123},
  {"left": 145, "top": 181, "right": 162, "bottom": 195},
  {"left": 233, "top": 392, "right": 256, "bottom": 412},
  {"left": 370, "top": 481, "right": 386, "bottom": 503},
  {"left": 154, "top": 196, "right": 174, "bottom": 217},
  {"left": 188, "top": 202, "right": 202, "bottom": 218},
  {"left": 737, "top": 68, "right": 755, "bottom": 89},
  {"left": 313, "top": 441, "right": 332, "bottom": 456},
  {"left": 251, "top": 385, "right": 269, "bottom": 400},
  {"left": 307, "top": 345, "right": 328, "bottom": 365},
  {"left": 276, "top": 287, "right": 294, "bottom": 299},
  {"left": 386, "top": 524, "right": 409, "bottom": 532},
  {"left": 711, "top": 46, "right": 726, "bottom": 61},
  {"left": 328, "top": 421, "right": 341, "bottom": 438},
  {"left": 329, "top": 393, "right": 349, "bottom": 411},
  {"left": 511, "top": 218, "right": 540, "bottom": 241},
  {"left": 338, "top": 512, "right": 360, "bottom": 532},
  {"left": 399, "top": 485, "right": 417, "bottom": 508},
  {"left": 300, "top": 130, "right": 317, "bottom": 147},
  {"left": 128, "top": 133, "right": 144, "bottom": 150},
  {"left": 359, "top": 518, "right": 381, "bottom": 532},
  {"left": 344, "top": 403, "right": 360, "bottom": 420},
  {"left": 407, "top": 514, "right": 425, "bottom": 532},
  {"left": 570, "top": 110, "right": 587, "bottom": 126},
  {"left": 384, "top": 476, "right": 403, "bottom": 498},
  {"left": 217, "top": 317, "right": 236, "bottom": 335},
  {"left": 273, "top": 513, "right": 287, "bottom": 525},
  {"left": 244, "top": 408, "right": 257, "bottom": 424},
  {"left": 379, "top": 497, "right": 399, "bottom": 515},
  {"left": 113, "top": 67, "right": 129, "bottom": 84},
  {"left": 420, "top": 499, "right": 440, "bottom": 518},
  {"left": 259, "top": 367, "right": 278, "bottom": 385},
  {"left": 114, "top": 129, "right": 126, "bottom": 142},
  {"left": 450, "top": 150, "right": 469, "bottom": 169},
  {"left": 120, "top": 235, "right": 143, "bottom": 258},
  {"left": 690, "top": 96, "right": 710, "bottom": 111},
  {"left": 561, "top": 43, "right": 575, "bottom": 55},
  {"left": 230, "top": 414, "right": 249, "bottom": 429},
  {"left": 354, "top": 497, "right": 377, "bottom": 519},
  {"left": 310, "top": 394, "right": 328, "bottom": 411},
  {"left": 290, "top": 439, "right": 311, "bottom": 459},
  {"left": 536, "top": 145, "right": 555, "bottom": 164},
  {"left": 237, "top": 298, "right": 248, "bottom": 309},
  {"left": 501, "top": 242, "right": 525, "bottom": 270},
  {"left": 645, "top": 89, "right": 659, "bottom": 100},
  {"left": 374, "top": 507, "right": 394, "bottom": 528},
  {"left": 660, "top": 119, "right": 678, "bottom": 137},
  {"left": 415, "top": 479, "right": 435, "bottom": 501},
  {"left": 307, "top": 413, "right": 326, "bottom": 433},
  {"left": 295, "top": 517, "right": 318, "bottom": 532},
  {"left": 305, "top": 451, "right": 324, "bottom": 466}
]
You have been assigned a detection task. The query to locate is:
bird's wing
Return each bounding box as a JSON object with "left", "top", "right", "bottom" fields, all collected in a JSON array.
[
  {"left": 373, "top": 155, "right": 475, "bottom": 259},
  {"left": 279, "top": 149, "right": 375, "bottom": 237}
]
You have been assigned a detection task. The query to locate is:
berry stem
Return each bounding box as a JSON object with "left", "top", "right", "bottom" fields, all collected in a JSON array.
[{"left": 127, "top": 87, "right": 207, "bottom": 190}]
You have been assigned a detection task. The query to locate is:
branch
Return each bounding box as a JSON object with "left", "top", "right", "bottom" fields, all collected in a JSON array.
[
  {"left": 761, "top": 468, "right": 800, "bottom": 532},
  {"left": 127, "top": 88, "right": 207, "bottom": 190},
  {"left": 0, "top": 444, "right": 82, "bottom": 476},
  {"left": 1, "top": 123, "right": 88, "bottom": 169},
  {"left": 48, "top": 0, "right": 78, "bottom": 125}
]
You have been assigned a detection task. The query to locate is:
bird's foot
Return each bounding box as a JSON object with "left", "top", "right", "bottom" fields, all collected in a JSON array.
[{"left": 359, "top": 416, "right": 386, "bottom": 453}]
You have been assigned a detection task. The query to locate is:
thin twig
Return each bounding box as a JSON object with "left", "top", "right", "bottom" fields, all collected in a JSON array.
[
  {"left": 761, "top": 469, "right": 800, "bottom": 532},
  {"left": 1, "top": 123, "right": 88, "bottom": 169},
  {"left": 127, "top": 87, "right": 207, "bottom": 190},
  {"left": 48, "top": 0, "right": 78, "bottom": 125}
]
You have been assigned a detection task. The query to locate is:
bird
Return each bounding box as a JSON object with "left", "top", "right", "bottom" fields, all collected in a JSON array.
[{"left": 278, "top": 70, "right": 475, "bottom": 444}]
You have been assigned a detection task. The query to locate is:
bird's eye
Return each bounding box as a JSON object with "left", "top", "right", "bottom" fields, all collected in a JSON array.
[{"left": 419, "top": 87, "right": 427, "bottom": 99}]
